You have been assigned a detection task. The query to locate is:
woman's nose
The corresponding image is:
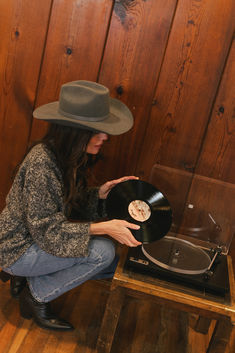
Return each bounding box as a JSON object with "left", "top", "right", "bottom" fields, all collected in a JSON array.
[{"left": 99, "top": 133, "right": 108, "bottom": 141}]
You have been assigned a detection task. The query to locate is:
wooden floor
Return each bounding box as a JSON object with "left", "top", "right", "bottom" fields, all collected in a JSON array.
[{"left": 1, "top": 277, "right": 234, "bottom": 353}]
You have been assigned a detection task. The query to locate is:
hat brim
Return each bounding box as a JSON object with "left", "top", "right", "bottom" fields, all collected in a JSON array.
[{"left": 33, "top": 97, "right": 133, "bottom": 135}]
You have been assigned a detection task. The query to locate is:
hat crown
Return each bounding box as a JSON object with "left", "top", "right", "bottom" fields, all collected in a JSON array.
[
  {"left": 33, "top": 80, "right": 133, "bottom": 135},
  {"left": 59, "top": 81, "right": 110, "bottom": 120}
]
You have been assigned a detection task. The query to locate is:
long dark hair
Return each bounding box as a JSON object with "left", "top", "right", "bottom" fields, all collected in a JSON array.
[{"left": 31, "top": 124, "right": 99, "bottom": 215}]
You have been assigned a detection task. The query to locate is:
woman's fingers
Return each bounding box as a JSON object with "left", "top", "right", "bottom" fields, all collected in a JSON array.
[
  {"left": 91, "top": 219, "right": 142, "bottom": 247},
  {"left": 111, "top": 175, "right": 139, "bottom": 186},
  {"left": 121, "top": 221, "right": 141, "bottom": 246},
  {"left": 99, "top": 176, "right": 139, "bottom": 199},
  {"left": 107, "top": 175, "right": 139, "bottom": 189},
  {"left": 127, "top": 234, "right": 142, "bottom": 247},
  {"left": 124, "top": 221, "right": 140, "bottom": 230}
]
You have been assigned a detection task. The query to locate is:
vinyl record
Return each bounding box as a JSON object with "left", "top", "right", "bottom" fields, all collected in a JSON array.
[{"left": 106, "top": 180, "right": 172, "bottom": 243}]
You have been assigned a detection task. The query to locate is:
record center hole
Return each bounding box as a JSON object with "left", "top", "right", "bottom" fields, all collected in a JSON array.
[
  {"left": 128, "top": 200, "right": 151, "bottom": 222},
  {"left": 174, "top": 249, "right": 180, "bottom": 256}
]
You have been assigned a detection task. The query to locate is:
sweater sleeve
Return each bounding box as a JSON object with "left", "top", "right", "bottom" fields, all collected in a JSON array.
[
  {"left": 78, "top": 187, "right": 107, "bottom": 221},
  {"left": 23, "top": 156, "right": 91, "bottom": 258}
]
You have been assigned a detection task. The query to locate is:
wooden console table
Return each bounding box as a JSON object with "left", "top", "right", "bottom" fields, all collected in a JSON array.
[{"left": 96, "top": 246, "right": 235, "bottom": 353}]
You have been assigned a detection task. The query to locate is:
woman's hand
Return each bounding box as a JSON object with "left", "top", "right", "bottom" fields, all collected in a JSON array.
[
  {"left": 98, "top": 176, "right": 139, "bottom": 199},
  {"left": 90, "top": 219, "right": 142, "bottom": 247}
]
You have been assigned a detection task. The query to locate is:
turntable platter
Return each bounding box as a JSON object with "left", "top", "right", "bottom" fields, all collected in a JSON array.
[{"left": 142, "top": 236, "right": 211, "bottom": 275}]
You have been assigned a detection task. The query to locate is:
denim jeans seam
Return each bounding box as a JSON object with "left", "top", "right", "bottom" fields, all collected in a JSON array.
[{"left": 29, "top": 248, "right": 111, "bottom": 302}]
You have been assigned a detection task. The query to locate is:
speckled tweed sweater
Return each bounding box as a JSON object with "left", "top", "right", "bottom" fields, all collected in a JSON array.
[{"left": 0, "top": 144, "right": 105, "bottom": 268}]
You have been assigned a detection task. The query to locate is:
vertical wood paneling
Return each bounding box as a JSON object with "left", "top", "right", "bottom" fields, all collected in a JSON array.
[
  {"left": 29, "top": 0, "right": 113, "bottom": 142},
  {"left": 135, "top": 0, "right": 235, "bottom": 180},
  {"left": 95, "top": 0, "right": 177, "bottom": 182},
  {"left": 0, "top": 0, "right": 53, "bottom": 209},
  {"left": 0, "top": 1, "right": 234, "bottom": 351},
  {"left": 195, "top": 40, "right": 235, "bottom": 184},
  {"left": 178, "top": 176, "right": 235, "bottom": 251},
  {"left": 149, "top": 164, "right": 193, "bottom": 233}
]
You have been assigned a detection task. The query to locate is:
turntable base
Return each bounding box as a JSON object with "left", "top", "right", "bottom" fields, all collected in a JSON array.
[{"left": 125, "top": 245, "right": 230, "bottom": 296}]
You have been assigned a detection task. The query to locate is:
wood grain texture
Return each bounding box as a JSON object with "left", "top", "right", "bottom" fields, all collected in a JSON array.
[
  {"left": 188, "top": 316, "right": 216, "bottom": 353},
  {"left": 206, "top": 319, "right": 234, "bottom": 353},
  {"left": 0, "top": 280, "right": 111, "bottom": 353},
  {"left": 0, "top": 0, "right": 53, "bottom": 209},
  {"left": 96, "top": 287, "right": 124, "bottom": 353},
  {"left": 149, "top": 164, "right": 193, "bottom": 233},
  {"left": 135, "top": 0, "right": 235, "bottom": 180},
  {"left": 111, "top": 298, "right": 188, "bottom": 353},
  {"left": 1, "top": 279, "right": 226, "bottom": 353},
  {"left": 95, "top": 251, "right": 235, "bottom": 352},
  {"left": 0, "top": 0, "right": 234, "bottom": 352},
  {"left": 178, "top": 175, "right": 235, "bottom": 252},
  {"left": 195, "top": 39, "right": 235, "bottom": 184},
  {"left": 95, "top": 0, "right": 177, "bottom": 182},
  {"left": 113, "top": 247, "right": 235, "bottom": 320},
  {"left": 29, "top": 0, "right": 113, "bottom": 142}
]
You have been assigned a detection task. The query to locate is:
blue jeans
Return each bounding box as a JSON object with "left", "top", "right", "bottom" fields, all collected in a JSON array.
[{"left": 4, "top": 237, "right": 117, "bottom": 303}]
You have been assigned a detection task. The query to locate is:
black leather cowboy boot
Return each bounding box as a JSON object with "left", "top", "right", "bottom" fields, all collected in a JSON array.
[
  {"left": 19, "top": 287, "right": 74, "bottom": 331},
  {"left": 0, "top": 270, "right": 26, "bottom": 298}
]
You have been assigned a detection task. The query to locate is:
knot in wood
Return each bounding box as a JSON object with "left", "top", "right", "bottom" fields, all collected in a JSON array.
[
  {"left": 116, "top": 85, "right": 124, "bottom": 95},
  {"left": 66, "top": 48, "right": 72, "bottom": 55},
  {"left": 219, "top": 106, "right": 224, "bottom": 114}
]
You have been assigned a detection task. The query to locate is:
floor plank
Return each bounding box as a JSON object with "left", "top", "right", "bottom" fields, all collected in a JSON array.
[{"left": 0, "top": 275, "right": 234, "bottom": 353}]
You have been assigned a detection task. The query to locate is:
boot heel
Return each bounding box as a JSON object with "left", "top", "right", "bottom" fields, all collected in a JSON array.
[
  {"left": 19, "top": 301, "right": 33, "bottom": 319},
  {"left": 0, "top": 270, "right": 11, "bottom": 282}
]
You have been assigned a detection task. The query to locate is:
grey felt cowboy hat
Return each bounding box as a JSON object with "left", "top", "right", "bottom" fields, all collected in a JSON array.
[{"left": 33, "top": 80, "right": 133, "bottom": 135}]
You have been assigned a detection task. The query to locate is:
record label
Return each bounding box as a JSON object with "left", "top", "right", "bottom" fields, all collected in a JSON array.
[
  {"left": 128, "top": 200, "right": 151, "bottom": 222},
  {"left": 106, "top": 180, "right": 172, "bottom": 243}
]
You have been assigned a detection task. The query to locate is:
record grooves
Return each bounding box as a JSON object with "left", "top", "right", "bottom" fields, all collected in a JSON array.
[{"left": 106, "top": 180, "right": 173, "bottom": 243}]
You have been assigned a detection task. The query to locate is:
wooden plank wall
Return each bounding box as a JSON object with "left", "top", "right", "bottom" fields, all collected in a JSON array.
[
  {"left": 0, "top": 1, "right": 235, "bottom": 351},
  {"left": 0, "top": 0, "right": 53, "bottom": 207},
  {"left": 30, "top": 0, "right": 113, "bottom": 142},
  {"left": 0, "top": 0, "right": 234, "bottom": 206},
  {"left": 136, "top": 0, "right": 235, "bottom": 180}
]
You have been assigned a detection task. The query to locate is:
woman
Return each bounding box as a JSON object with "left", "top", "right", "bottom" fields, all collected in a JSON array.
[{"left": 0, "top": 80, "right": 141, "bottom": 331}]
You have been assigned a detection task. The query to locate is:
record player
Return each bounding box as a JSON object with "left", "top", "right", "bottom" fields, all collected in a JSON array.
[{"left": 106, "top": 165, "right": 235, "bottom": 297}]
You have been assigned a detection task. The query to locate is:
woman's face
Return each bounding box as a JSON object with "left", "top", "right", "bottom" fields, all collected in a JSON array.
[{"left": 86, "top": 132, "right": 108, "bottom": 154}]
